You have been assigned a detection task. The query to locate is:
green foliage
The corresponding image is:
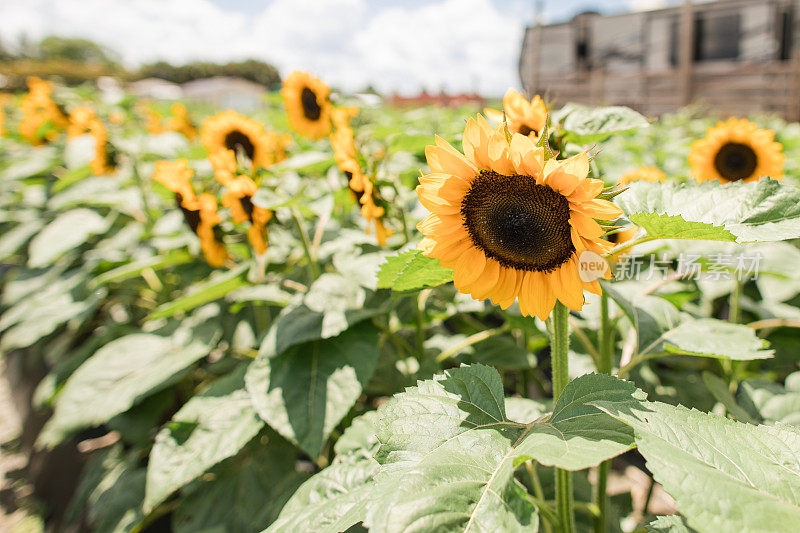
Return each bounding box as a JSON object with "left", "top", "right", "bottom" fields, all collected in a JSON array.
[
  {"left": 556, "top": 103, "right": 650, "bottom": 144},
  {"left": 616, "top": 179, "right": 800, "bottom": 242},
  {"left": 377, "top": 249, "right": 453, "bottom": 291}
]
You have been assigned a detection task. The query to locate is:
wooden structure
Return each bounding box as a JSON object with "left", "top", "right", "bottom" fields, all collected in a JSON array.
[{"left": 519, "top": 0, "right": 800, "bottom": 119}]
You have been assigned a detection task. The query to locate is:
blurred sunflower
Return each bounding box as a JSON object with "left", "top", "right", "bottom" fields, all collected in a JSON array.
[
  {"left": 416, "top": 115, "right": 621, "bottom": 319},
  {"left": 152, "top": 159, "right": 228, "bottom": 267},
  {"left": 618, "top": 166, "right": 665, "bottom": 185},
  {"left": 19, "top": 77, "right": 69, "bottom": 145},
  {"left": 220, "top": 173, "right": 273, "bottom": 255},
  {"left": 282, "top": 71, "right": 332, "bottom": 139},
  {"left": 202, "top": 110, "right": 286, "bottom": 170},
  {"left": 484, "top": 89, "right": 547, "bottom": 139},
  {"left": 329, "top": 106, "right": 391, "bottom": 245},
  {"left": 689, "top": 118, "right": 784, "bottom": 183},
  {"left": 166, "top": 103, "right": 198, "bottom": 140},
  {"left": 138, "top": 104, "right": 166, "bottom": 134},
  {"left": 67, "top": 106, "right": 115, "bottom": 175}
]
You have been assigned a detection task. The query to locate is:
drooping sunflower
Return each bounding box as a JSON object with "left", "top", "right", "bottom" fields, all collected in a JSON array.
[
  {"left": 416, "top": 115, "right": 622, "bottom": 319},
  {"left": 689, "top": 118, "right": 784, "bottom": 183},
  {"left": 328, "top": 106, "right": 391, "bottom": 245},
  {"left": 67, "top": 106, "right": 115, "bottom": 175},
  {"left": 219, "top": 173, "right": 273, "bottom": 255},
  {"left": 202, "top": 110, "right": 286, "bottom": 171},
  {"left": 152, "top": 159, "right": 228, "bottom": 267},
  {"left": 282, "top": 71, "right": 332, "bottom": 140},
  {"left": 484, "top": 89, "right": 547, "bottom": 140}
]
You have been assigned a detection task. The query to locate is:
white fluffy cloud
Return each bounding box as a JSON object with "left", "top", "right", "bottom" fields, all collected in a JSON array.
[{"left": 0, "top": 0, "right": 524, "bottom": 95}]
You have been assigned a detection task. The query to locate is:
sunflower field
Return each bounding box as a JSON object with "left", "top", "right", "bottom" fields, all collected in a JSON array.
[{"left": 3, "top": 74, "right": 800, "bottom": 533}]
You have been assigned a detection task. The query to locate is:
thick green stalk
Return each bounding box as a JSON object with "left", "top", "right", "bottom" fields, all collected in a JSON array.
[
  {"left": 594, "top": 292, "right": 613, "bottom": 533},
  {"left": 550, "top": 301, "right": 575, "bottom": 533}
]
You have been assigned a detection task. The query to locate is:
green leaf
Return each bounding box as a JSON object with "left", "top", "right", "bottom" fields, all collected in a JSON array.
[
  {"left": 173, "top": 433, "right": 307, "bottom": 533},
  {"left": 737, "top": 374, "right": 800, "bottom": 425},
  {"left": 702, "top": 372, "right": 759, "bottom": 424},
  {"left": 647, "top": 515, "right": 695, "bottom": 533},
  {"left": 0, "top": 219, "right": 44, "bottom": 260},
  {"left": 615, "top": 179, "right": 800, "bottom": 243},
  {"left": 0, "top": 147, "right": 58, "bottom": 180},
  {"left": 257, "top": 277, "right": 388, "bottom": 359},
  {"left": 600, "top": 282, "right": 679, "bottom": 353},
  {"left": 560, "top": 104, "right": 649, "bottom": 143},
  {"left": 147, "top": 266, "right": 249, "bottom": 320},
  {"left": 364, "top": 366, "right": 642, "bottom": 532},
  {"left": 514, "top": 374, "right": 643, "bottom": 470},
  {"left": 659, "top": 319, "right": 774, "bottom": 360},
  {"left": 266, "top": 457, "right": 378, "bottom": 533},
  {"left": 376, "top": 250, "right": 453, "bottom": 291},
  {"left": 596, "top": 400, "right": 800, "bottom": 533},
  {"left": 628, "top": 213, "right": 736, "bottom": 241},
  {"left": 28, "top": 208, "right": 111, "bottom": 267},
  {"left": 144, "top": 366, "right": 265, "bottom": 511},
  {"left": 245, "top": 322, "right": 379, "bottom": 457},
  {"left": 91, "top": 249, "right": 193, "bottom": 287},
  {"left": 38, "top": 334, "right": 210, "bottom": 448}
]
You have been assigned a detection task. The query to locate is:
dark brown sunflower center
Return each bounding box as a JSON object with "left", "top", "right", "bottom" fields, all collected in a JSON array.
[
  {"left": 176, "top": 193, "right": 200, "bottom": 234},
  {"left": 461, "top": 170, "right": 574, "bottom": 272},
  {"left": 224, "top": 130, "right": 255, "bottom": 161},
  {"left": 518, "top": 124, "right": 537, "bottom": 137},
  {"left": 301, "top": 87, "right": 322, "bottom": 121},
  {"left": 240, "top": 195, "right": 255, "bottom": 221},
  {"left": 713, "top": 142, "right": 757, "bottom": 181}
]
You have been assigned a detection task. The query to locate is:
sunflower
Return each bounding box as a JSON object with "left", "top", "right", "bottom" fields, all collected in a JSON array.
[
  {"left": 416, "top": 115, "right": 621, "bottom": 319},
  {"left": 152, "top": 160, "right": 227, "bottom": 267},
  {"left": 68, "top": 106, "right": 115, "bottom": 175},
  {"left": 618, "top": 166, "right": 665, "bottom": 185},
  {"left": 282, "top": 71, "right": 332, "bottom": 139},
  {"left": 19, "top": 77, "right": 69, "bottom": 145},
  {"left": 689, "top": 118, "right": 784, "bottom": 183},
  {"left": 220, "top": 174, "right": 273, "bottom": 255},
  {"left": 166, "top": 103, "right": 198, "bottom": 140},
  {"left": 202, "top": 110, "right": 285, "bottom": 170},
  {"left": 484, "top": 89, "right": 547, "bottom": 139},
  {"left": 328, "top": 105, "right": 391, "bottom": 245}
]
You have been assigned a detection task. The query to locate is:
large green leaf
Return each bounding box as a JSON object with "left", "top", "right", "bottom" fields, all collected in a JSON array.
[
  {"left": 173, "top": 433, "right": 307, "bottom": 533},
  {"left": 258, "top": 276, "right": 388, "bottom": 358},
  {"left": 245, "top": 322, "right": 379, "bottom": 457},
  {"left": 267, "top": 412, "right": 381, "bottom": 533},
  {"left": 144, "top": 366, "right": 264, "bottom": 511},
  {"left": 658, "top": 319, "right": 773, "bottom": 360},
  {"left": 38, "top": 334, "right": 209, "bottom": 447},
  {"left": 28, "top": 208, "right": 111, "bottom": 267},
  {"left": 147, "top": 266, "right": 249, "bottom": 320},
  {"left": 0, "top": 219, "right": 44, "bottom": 260},
  {"left": 628, "top": 213, "right": 736, "bottom": 242},
  {"left": 647, "top": 515, "right": 695, "bottom": 533},
  {"left": 597, "top": 400, "right": 800, "bottom": 533},
  {"left": 615, "top": 179, "right": 800, "bottom": 243},
  {"left": 377, "top": 250, "right": 453, "bottom": 292},
  {"left": 600, "top": 282, "right": 679, "bottom": 353},
  {"left": 559, "top": 104, "right": 649, "bottom": 143},
  {"left": 363, "top": 366, "right": 641, "bottom": 532}
]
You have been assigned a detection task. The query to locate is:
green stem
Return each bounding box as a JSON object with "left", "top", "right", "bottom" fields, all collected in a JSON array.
[
  {"left": 131, "top": 158, "right": 155, "bottom": 232},
  {"left": 415, "top": 289, "right": 429, "bottom": 359},
  {"left": 594, "top": 292, "right": 613, "bottom": 533},
  {"left": 729, "top": 279, "right": 742, "bottom": 324},
  {"left": 291, "top": 207, "right": 321, "bottom": 280},
  {"left": 549, "top": 301, "right": 574, "bottom": 533}
]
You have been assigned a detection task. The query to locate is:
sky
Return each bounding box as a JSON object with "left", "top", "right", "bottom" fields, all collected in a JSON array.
[{"left": 0, "top": 0, "right": 671, "bottom": 96}]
